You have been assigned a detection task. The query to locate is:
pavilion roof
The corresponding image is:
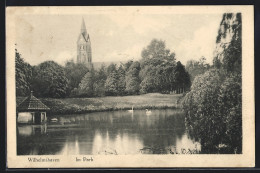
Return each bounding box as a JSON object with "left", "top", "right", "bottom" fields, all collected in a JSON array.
[{"left": 17, "top": 91, "right": 50, "bottom": 111}]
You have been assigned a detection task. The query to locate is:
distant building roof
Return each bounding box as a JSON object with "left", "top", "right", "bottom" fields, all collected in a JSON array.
[
  {"left": 91, "top": 61, "right": 126, "bottom": 70},
  {"left": 17, "top": 91, "right": 50, "bottom": 111}
]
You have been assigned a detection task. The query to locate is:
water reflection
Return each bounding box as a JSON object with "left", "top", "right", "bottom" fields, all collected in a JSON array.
[
  {"left": 18, "top": 124, "right": 47, "bottom": 136},
  {"left": 17, "top": 109, "right": 201, "bottom": 155}
]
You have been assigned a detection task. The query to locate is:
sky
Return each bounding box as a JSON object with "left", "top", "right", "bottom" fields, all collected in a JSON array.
[{"left": 15, "top": 11, "right": 223, "bottom": 66}]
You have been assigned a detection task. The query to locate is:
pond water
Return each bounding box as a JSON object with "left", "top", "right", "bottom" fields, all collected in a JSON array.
[{"left": 17, "top": 109, "right": 201, "bottom": 155}]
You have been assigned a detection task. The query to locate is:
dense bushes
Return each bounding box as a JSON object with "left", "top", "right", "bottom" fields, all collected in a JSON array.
[
  {"left": 182, "top": 70, "right": 225, "bottom": 153},
  {"left": 182, "top": 71, "right": 242, "bottom": 153},
  {"left": 182, "top": 13, "right": 242, "bottom": 154},
  {"left": 218, "top": 74, "right": 242, "bottom": 153}
]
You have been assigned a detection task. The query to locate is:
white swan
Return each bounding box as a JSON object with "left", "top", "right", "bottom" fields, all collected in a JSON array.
[
  {"left": 145, "top": 109, "right": 152, "bottom": 115},
  {"left": 51, "top": 118, "right": 58, "bottom": 122},
  {"left": 128, "top": 106, "right": 134, "bottom": 113}
]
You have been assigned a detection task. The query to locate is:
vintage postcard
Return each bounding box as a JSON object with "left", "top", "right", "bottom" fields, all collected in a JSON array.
[{"left": 6, "top": 6, "right": 254, "bottom": 168}]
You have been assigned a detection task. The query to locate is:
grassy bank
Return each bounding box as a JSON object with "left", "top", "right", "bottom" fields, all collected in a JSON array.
[{"left": 17, "top": 93, "right": 183, "bottom": 115}]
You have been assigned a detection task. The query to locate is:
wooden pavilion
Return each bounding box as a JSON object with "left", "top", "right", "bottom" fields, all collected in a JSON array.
[{"left": 17, "top": 91, "right": 50, "bottom": 124}]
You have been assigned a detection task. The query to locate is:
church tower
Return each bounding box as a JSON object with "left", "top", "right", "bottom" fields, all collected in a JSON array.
[{"left": 77, "top": 18, "right": 92, "bottom": 65}]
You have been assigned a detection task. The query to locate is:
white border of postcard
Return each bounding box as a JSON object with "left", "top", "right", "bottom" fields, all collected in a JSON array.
[{"left": 6, "top": 6, "right": 255, "bottom": 168}]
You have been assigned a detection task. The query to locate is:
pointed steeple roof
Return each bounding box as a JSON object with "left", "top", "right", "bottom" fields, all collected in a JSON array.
[
  {"left": 17, "top": 91, "right": 50, "bottom": 111},
  {"left": 87, "top": 34, "right": 90, "bottom": 42},
  {"left": 81, "top": 17, "right": 87, "bottom": 34}
]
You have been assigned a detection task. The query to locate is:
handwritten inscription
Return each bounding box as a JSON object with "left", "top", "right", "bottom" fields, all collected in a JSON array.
[{"left": 139, "top": 147, "right": 200, "bottom": 154}]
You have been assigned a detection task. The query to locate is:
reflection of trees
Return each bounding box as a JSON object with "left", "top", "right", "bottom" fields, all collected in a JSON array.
[
  {"left": 17, "top": 130, "right": 65, "bottom": 155},
  {"left": 17, "top": 109, "right": 187, "bottom": 155},
  {"left": 140, "top": 111, "right": 186, "bottom": 148},
  {"left": 82, "top": 109, "right": 186, "bottom": 150}
]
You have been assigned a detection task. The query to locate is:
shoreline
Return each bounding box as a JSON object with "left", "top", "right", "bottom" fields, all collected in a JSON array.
[
  {"left": 49, "top": 105, "right": 181, "bottom": 116},
  {"left": 17, "top": 93, "right": 183, "bottom": 116}
]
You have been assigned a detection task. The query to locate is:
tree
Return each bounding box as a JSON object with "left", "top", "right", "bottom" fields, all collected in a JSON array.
[
  {"left": 15, "top": 49, "right": 32, "bottom": 96},
  {"left": 105, "top": 72, "right": 118, "bottom": 96},
  {"left": 31, "top": 61, "right": 68, "bottom": 98},
  {"left": 104, "top": 63, "right": 119, "bottom": 96},
  {"left": 139, "top": 39, "right": 177, "bottom": 93},
  {"left": 140, "top": 65, "right": 157, "bottom": 94},
  {"left": 182, "top": 69, "right": 242, "bottom": 154},
  {"left": 182, "top": 69, "right": 224, "bottom": 153},
  {"left": 93, "top": 64, "right": 107, "bottom": 97},
  {"left": 213, "top": 13, "right": 241, "bottom": 74},
  {"left": 186, "top": 57, "right": 210, "bottom": 82},
  {"left": 218, "top": 74, "right": 242, "bottom": 153},
  {"left": 182, "top": 13, "right": 242, "bottom": 154},
  {"left": 173, "top": 61, "right": 191, "bottom": 93},
  {"left": 124, "top": 60, "right": 134, "bottom": 72},
  {"left": 162, "top": 64, "right": 176, "bottom": 93},
  {"left": 78, "top": 70, "right": 95, "bottom": 97},
  {"left": 107, "top": 63, "right": 117, "bottom": 75},
  {"left": 117, "top": 65, "right": 126, "bottom": 95},
  {"left": 140, "top": 39, "right": 175, "bottom": 67},
  {"left": 125, "top": 61, "right": 141, "bottom": 95},
  {"left": 64, "top": 60, "right": 89, "bottom": 96}
]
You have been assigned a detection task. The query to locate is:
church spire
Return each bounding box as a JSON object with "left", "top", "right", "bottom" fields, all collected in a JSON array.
[
  {"left": 81, "top": 17, "right": 87, "bottom": 34},
  {"left": 77, "top": 17, "right": 92, "bottom": 64}
]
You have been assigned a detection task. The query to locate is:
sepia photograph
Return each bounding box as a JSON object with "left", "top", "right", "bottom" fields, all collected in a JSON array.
[{"left": 6, "top": 6, "right": 254, "bottom": 168}]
